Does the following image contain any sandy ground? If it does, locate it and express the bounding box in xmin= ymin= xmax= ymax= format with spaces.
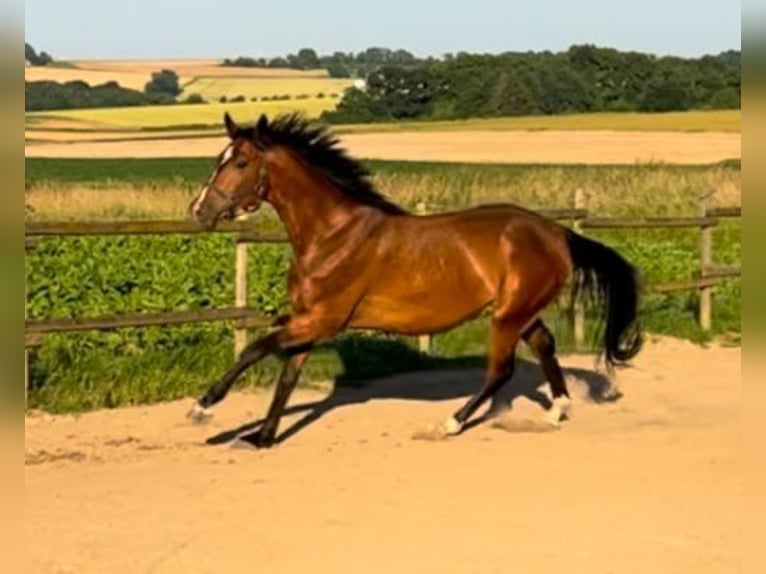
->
xmin=24 ymin=130 xmax=741 ymax=164
xmin=25 ymin=336 xmax=740 ymax=574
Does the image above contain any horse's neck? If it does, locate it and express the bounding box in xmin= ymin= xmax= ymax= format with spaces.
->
xmin=268 ymin=178 xmax=371 ymax=259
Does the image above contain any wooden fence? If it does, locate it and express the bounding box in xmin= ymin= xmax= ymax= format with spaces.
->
xmin=25 ymin=195 xmax=741 ymax=394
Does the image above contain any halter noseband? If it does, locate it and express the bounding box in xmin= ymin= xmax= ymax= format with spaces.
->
xmin=207 ymin=158 xmax=269 ymax=214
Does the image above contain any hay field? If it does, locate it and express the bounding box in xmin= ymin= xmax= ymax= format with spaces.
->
xmin=336 ymin=110 xmax=741 ymax=133
xmin=25 ymin=129 xmax=742 ymax=165
xmin=25 ymin=58 xmax=330 ymax=91
xmin=69 ymin=59 xmax=328 ymax=78
xmin=181 ymin=76 xmax=353 ymax=101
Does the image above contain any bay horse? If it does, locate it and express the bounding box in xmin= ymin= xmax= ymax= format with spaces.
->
xmin=187 ymin=112 xmax=642 ymax=447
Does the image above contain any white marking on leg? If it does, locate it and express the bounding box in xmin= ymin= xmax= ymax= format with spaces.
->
xmin=554 ymin=395 xmax=572 ymax=417
xmin=544 ymin=396 xmax=572 ymax=427
xmin=443 ymin=416 xmax=463 ymax=435
xmin=187 ymin=402 xmax=213 ymax=422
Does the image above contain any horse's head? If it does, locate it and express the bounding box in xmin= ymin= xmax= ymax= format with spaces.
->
xmin=189 ymin=112 xmax=270 ymax=229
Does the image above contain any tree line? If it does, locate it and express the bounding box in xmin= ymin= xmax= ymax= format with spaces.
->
xmin=223 ymin=46 xmax=424 ymax=78
xmin=320 ymin=45 xmax=740 ymax=123
xmin=25 ymin=69 xmax=188 ymax=112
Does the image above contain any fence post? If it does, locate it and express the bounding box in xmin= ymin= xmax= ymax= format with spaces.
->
xmin=415 ymin=202 xmax=432 ymax=355
xmin=234 ymin=236 xmax=249 ymax=358
xmin=699 ymin=191 xmax=714 ymax=331
xmin=572 ymin=189 xmax=587 ymax=350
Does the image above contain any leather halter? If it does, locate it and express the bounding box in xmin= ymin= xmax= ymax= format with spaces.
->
xmin=206 ymin=158 xmax=269 ymax=215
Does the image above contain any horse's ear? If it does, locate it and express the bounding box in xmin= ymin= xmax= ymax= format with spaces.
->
xmin=255 ymin=114 xmax=268 ymax=137
xmin=223 ymin=112 xmax=237 ymax=139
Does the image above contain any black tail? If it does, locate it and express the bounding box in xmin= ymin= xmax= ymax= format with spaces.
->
xmin=565 ymin=229 xmax=643 ymax=370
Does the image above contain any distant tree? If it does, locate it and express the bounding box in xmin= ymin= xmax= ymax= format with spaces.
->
xmin=484 ymin=71 xmax=538 ymax=116
xmin=320 ymin=87 xmax=389 ymax=123
xmin=25 ymin=42 xmax=53 ymax=66
xmin=267 ymin=57 xmax=289 ymax=68
xmin=183 ymin=93 xmax=205 ymax=104
xmin=25 ymin=42 xmax=36 ymax=63
xmin=327 ymin=63 xmax=351 ymax=78
xmin=294 ymin=48 xmax=320 ymax=69
xmin=144 ymin=69 xmax=181 ymax=98
xmin=365 ymin=65 xmax=441 ymax=118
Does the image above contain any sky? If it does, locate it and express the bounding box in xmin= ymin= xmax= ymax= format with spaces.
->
xmin=25 ymin=0 xmax=740 ymax=60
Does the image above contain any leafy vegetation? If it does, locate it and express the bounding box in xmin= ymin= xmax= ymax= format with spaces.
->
xmin=321 ymin=46 xmax=740 ymax=123
xmin=25 ymin=158 xmax=740 ymax=413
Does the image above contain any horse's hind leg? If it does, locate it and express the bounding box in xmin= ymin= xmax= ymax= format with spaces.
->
xmin=439 ymin=223 xmax=569 ymax=436
xmin=522 ymin=319 xmax=571 ymax=426
xmin=446 ymin=316 xmax=521 ymax=434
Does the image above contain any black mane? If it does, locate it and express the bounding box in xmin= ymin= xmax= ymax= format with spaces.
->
xmin=238 ymin=113 xmax=407 ymax=215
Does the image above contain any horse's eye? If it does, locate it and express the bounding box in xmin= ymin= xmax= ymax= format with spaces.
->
xmin=235 ymin=159 xmax=248 ymax=169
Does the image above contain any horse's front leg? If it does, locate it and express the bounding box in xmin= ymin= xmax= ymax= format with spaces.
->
xmin=245 ymin=313 xmax=342 ymax=447
xmin=187 ymin=329 xmax=284 ymax=422
xmin=188 ymin=312 xmax=340 ymax=447
xmin=246 ymin=351 xmax=310 ymax=448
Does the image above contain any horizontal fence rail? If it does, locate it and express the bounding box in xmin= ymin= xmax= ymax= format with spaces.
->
xmin=25 ymin=200 xmax=741 ymax=375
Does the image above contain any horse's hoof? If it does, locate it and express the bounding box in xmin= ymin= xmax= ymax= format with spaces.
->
xmin=240 ymin=429 xmax=276 ymax=449
xmin=544 ymin=396 xmax=572 ymax=427
xmin=412 ymin=417 xmax=463 ymax=441
xmin=186 ymin=403 xmax=213 ymax=424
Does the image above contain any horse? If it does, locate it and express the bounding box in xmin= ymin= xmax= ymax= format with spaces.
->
xmin=186 ymin=112 xmax=642 ymax=448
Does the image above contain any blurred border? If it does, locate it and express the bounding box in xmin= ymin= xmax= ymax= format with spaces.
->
xmin=742 ymin=4 xmax=763 ymax=573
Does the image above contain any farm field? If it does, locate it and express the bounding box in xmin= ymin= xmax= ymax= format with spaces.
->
xmin=180 ymin=76 xmax=353 ymax=101
xmin=25 ymin=98 xmax=339 ymax=131
xmin=25 ymin=158 xmax=741 ymax=413
xmin=26 ymin=109 xmax=740 ymax=138
xmin=25 ymin=58 xmax=329 ymax=90
xmin=25 ymin=128 xmax=742 ymax=165
xmin=25 ymin=336 xmax=741 ymax=574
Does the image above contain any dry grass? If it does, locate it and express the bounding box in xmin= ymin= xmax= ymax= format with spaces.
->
xmin=25 ymin=128 xmax=218 ymax=143
xmin=336 ymin=110 xmax=741 ymax=133
xmin=26 ymin=184 xmax=198 ymax=221
xmin=374 ymin=166 xmax=741 ymax=215
xmin=26 ymin=165 xmax=741 ymax=222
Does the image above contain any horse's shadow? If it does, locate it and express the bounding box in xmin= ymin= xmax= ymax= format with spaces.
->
xmin=205 ymin=337 xmax=620 ymax=447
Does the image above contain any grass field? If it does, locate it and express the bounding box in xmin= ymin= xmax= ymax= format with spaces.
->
xmin=26 ymin=98 xmax=338 ymax=130
xmin=25 ymin=158 xmax=741 ymax=412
